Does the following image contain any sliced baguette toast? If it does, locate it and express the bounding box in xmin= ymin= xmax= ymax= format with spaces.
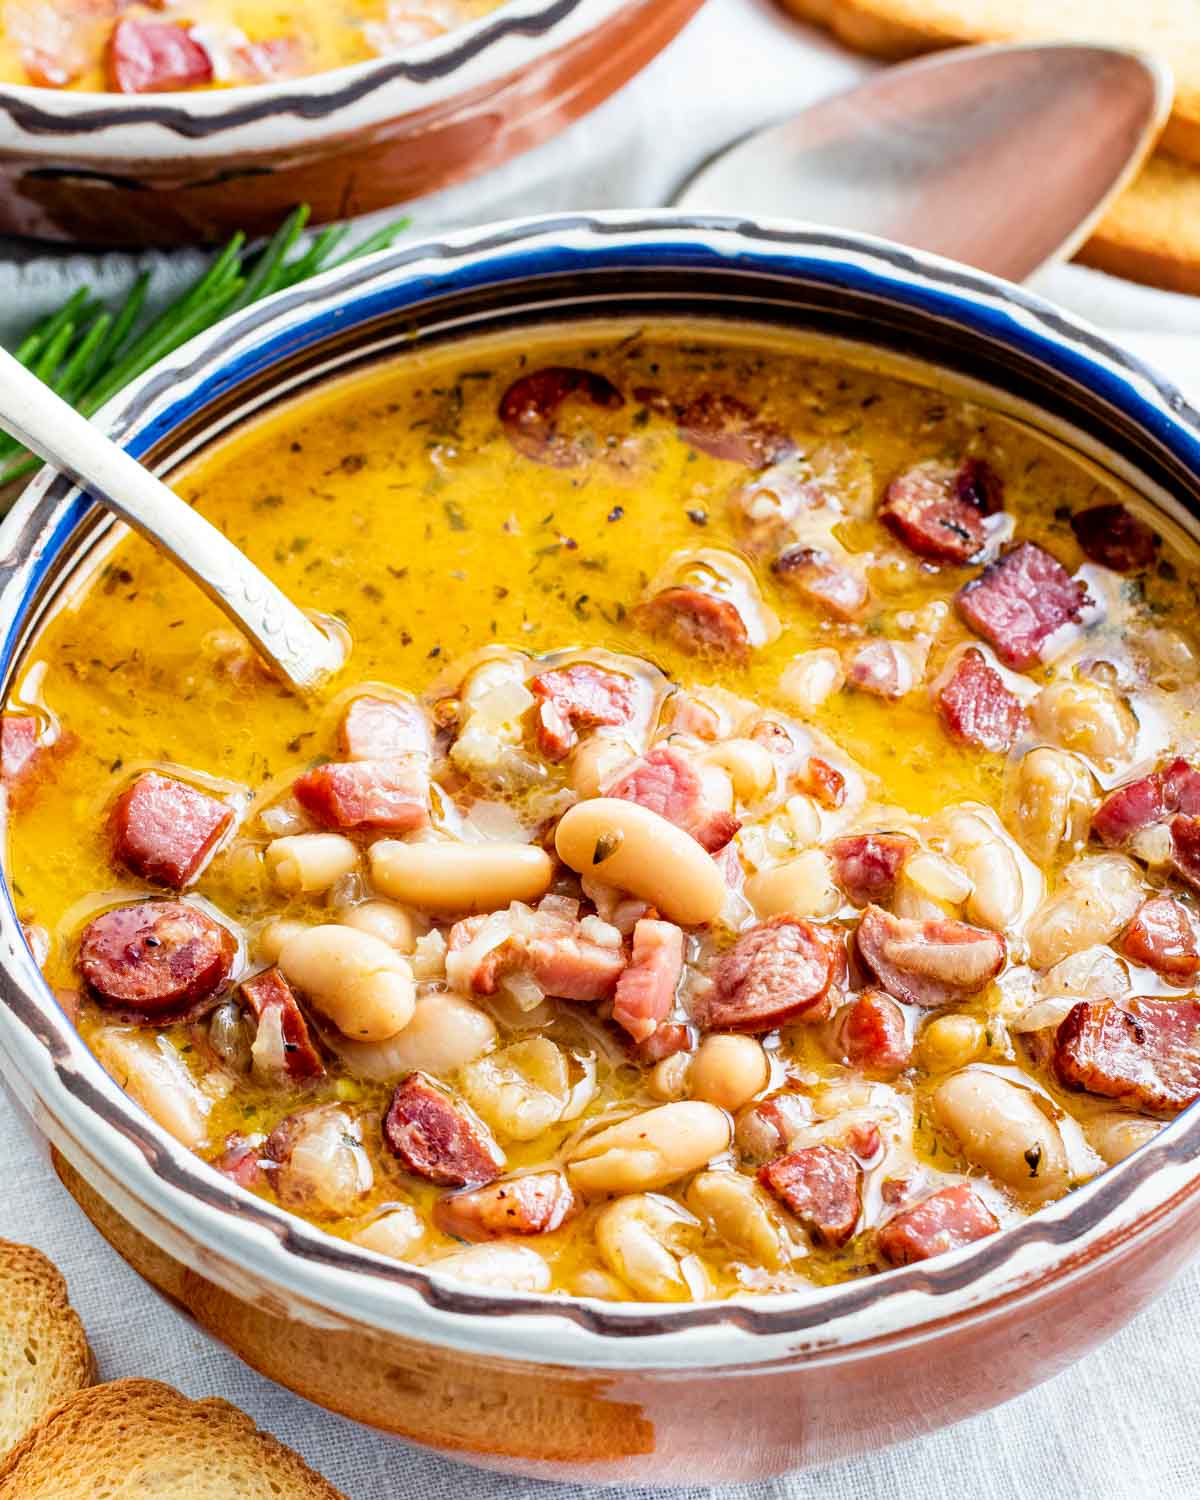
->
xmin=0 ymin=1239 xmax=94 ymax=1461
xmin=1081 ymin=151 xmax=1200 ymax=295
xmin=0 ymin=1379 xmax=348 ymax=1499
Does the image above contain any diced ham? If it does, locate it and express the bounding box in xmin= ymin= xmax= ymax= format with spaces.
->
xmin=877 ymin=1184 xmax=999 ymax=1265
xmin=626 ymin=1020 xmax=695 ymax=1066
xmin=1170 ymin=815 xmax=1200 ymax=891
xmin=758 ymin=1144 xmax=861 ymax=1248
xmin=1070 ymin=503 xmax=1157 ymax=573
xmin=1119 ymin=896 xmax=1200 ymax=981
xmin=79 ymin=901 xmax=236 ymax=1019
xmin=856 ymin=904 xmax=1005 ymax=1009
xmin=772 ymin=546 xmax=869 ymax=621
xmin=1053 ymin=997 xmax=1200 ymax=1114
xmin=612 ymin=918 xmax=684 ymax=1043
xmin=846 ymin=640 xmax=916 ymax=699
xmin=383 ymin=1072 xmax=505 ymax=1187
xmin=635 ymin=586 xmax=750 ymax=662
xmin=293 ymin=756 xmax=428 ymax=831
xmin=935 ymin=649 xmax=1026 ymax=753
xmin=799 ymin=756 xmax=846 ymax=810
xmin=433 ymin=1170 xmax=577 ymax=1242
xmin=1092 ymin=758 xmax=1200 ymax=847
xmin=674 ymin=391 xmax=795 ymax=468
xmin=955 ymin=541 xmax=1090 ymax=671
xmin=833 ymin=990 xmax=912 ymax=1077
xmin=240 ymin=967 xmax=324 ymax=1083
xmin=608 ymin=743 xmax=739 ymax=853
xmin=498 ymin=367 xmax=624 ymax=468
xmin=447 ymin=902 xmax=626 ymax=1002
xmin=879 ymin=459 xmax=1001 ymax=564
xmin=827 ymin=833 xmax=915 ymax=906
xmin=112 ymin=772 xmax=233 ymax=888
xmin=698 ymin=916 xmax=844 ymax=1032
xmin=339 ymin=695 xmax=430 ymax=759
xmin=529 ymin=663 xmax=637 ymax=762
xmin=108 ymin=18 xmax=213 ymax=92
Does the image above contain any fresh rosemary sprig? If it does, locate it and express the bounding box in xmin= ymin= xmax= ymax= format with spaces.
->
xmin=0 ymin=205 xmax=410 ymax=492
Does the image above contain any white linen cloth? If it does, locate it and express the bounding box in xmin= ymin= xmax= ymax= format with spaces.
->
xmin=1 ymin=2 xmax=1200 ymax=1496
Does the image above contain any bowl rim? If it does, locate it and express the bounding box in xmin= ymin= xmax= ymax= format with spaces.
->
xmin=2 ymin=210 xmax=1200 ymax=1371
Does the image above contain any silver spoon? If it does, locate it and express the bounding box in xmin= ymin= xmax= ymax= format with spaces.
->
xmin=0 ymin=345 xmax=344 ymax=693
xmin=675 ymin=41 xmax=1172 ymax=283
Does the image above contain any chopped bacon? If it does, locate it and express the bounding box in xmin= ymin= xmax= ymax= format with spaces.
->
xmin=856 ymin=904 xmax=1005 ymax=1009
xmin=433 ymin=1171 xmax=578 ymax=1242
xmin=772 ymin=546 xmax=869 ymax=621
xmin=293 ymin=756 xmax=428 ymax=831
xmin=1053 ymin=997 xmax=1200 ymax=1114
xmin=877 ymin=1184 xmax=999 ymax=1265
xmin=498 ymin=367 xmax=624 ymax=468
xmin=879 ymin=459 xmax=1001 ymax=564
xmin=955 ymin=541 xmax=1090 ymax=671
xmin=759 ymin=1144 xmax=861 ymax=1248
xmin=1093 ymin=758 xmax=1200 ymax=847
xmin=1070 ymin=503 xmax=1157 ymax=573
xmin=0 ymin=712 xmax=72 ymax=808
xmin=846 ymin=640 xmax=916 ymax=699
xmin=612 ymin=918 xmax=683 ymax=1043
xmin=447 ymin=902 xmax=626 ymax=1002
xmin=241 ymin=967 xmax=324 ymax=1083
xmin=935 ymin=649 xmax=1026 ymax=753
xmin=1119 ymin=896 xmax=1200 ymax=981
xmin=112 ymin=772 xmax=233 ymax=888
xmin=797 ymin=756 xmax=846 ymax=810
xmin=634 ymin=586 xmax=750 ymax=662
xmin=529 ymin=663 xmax=637 ymax=762
xmin=608 ymin=743 xmax=739 ymax=853
xmin=108 ymin=18 xmax=213 ymax=92
xmin=79 ymin=901 xmax=236 ymax=1019
xmin=833 ymin=990 xmax=911 ymax=1077
xmin=698 ymin=916 xmax=844 ymax=1032
xmin=339 ymin=695 xmax=430 ymax=759
xmin=1171 ymin=815 xmax=1200 ymax=891
xmin=383 ymin=1073 xmax=505 ymax=1187
xmin=827 ymin=833 xmax=915 ymax=906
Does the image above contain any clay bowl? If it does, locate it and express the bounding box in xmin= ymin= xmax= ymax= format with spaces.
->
xmin=2 ymin=214 xmax=1200 ymax=1484
xmin=0 ymin=0 xmax=702 ymax=246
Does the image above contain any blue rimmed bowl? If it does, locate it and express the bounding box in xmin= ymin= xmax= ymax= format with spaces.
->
xmin=1 ymin=213 xmax=1199 ymax=1483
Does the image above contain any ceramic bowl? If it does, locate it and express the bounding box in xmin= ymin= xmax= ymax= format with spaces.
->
xmin=1 ymin=214 xmax=1200 ymax=1485
xmin=0 ymin=0 xmax=702 ymax=246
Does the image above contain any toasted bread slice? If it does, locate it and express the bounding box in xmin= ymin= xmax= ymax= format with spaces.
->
xmin=0 ymin=1379 xmax=348 ymax=1499
xmin=1081 ymin=151 xmax=1200 ymax=294
xmin=0 ymin=1240 xmax=94 ymax=1460
xmin=777 ymin=0 xmax=1200 ymax=165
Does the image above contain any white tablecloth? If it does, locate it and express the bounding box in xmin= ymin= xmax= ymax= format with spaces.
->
xmin=2 ymin=2 xmax=1200 ymax=1496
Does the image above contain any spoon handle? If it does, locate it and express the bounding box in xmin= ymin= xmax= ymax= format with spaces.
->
xmin=0 ymin=346 xmax=342 ymax=693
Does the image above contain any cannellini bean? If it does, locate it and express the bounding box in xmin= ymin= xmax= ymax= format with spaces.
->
xmin=352 ymin=1206 xmax=426 ymax=1260
xmin=343 ymin=899 xmax=416 ymax=952
xmin=1032 ymin=678 xmax=1137 ymax=772
xmin=555 ymin=799 xmax=725 ymax=926
xmin=648 ymin=1052 xmax=692 ymax=1102
xmin=701 ymin=738 xmax=776 ymax=803
xmin=1083 ymin=1110 xmax=1161 ymax=1166
xmin=783 ymin=794 xmax=822 ymax=847
xmin=370 ymin=839 xmax=554 ymax=914
xmin=893 ymin=849 xmax=972 ymax=922
xmin=917 ymin=1014 xmax=985 ymax=1072
xmin=265 ymin=833 xmax=359 ymax=895
xmin=1009 ymin=747 xmax=1096 ymax=868
xmin=1041 ymin=945 xmax=1130 ymax=1003
xmin=594 ymin=1194 xmax=699 ymax=1301
xmin=1134 ymin=625 xmax=1200 ymax=690
xmin=779 ymin=649 xmax=844 ymax=711
xmin=688 ymin=1035 xmax=769 ymax=1112
xmin=745 ymin=850 xmax=840 ymax=919
xmin=940 ymin=811 xmax=1023 ymax=931
xmin=278 ymin=924 xmax=415 ymax=1042
xmin=567 ymin=1102 xmax=731 ymax=1196
xmin=329 ymin=992 xmax=495 ymax=1081
xmin=571 ymin=1269 xmax=628 ymax=1300
xmin=685 ymin=1170 xmax=788 ymax=1270
xmin=932 ymin=1068 xmax=1069 ymax=1205
xmin=93 ymin=1029 xmax=210 ymax=1149
xmin=433 ymin=1242 xmax=551 ymax=1292
xmin=1025 ymin=854 xmax=1144 ymax=970
xmin=273 ymin=1106 xmax=374 ymax=1218
xmin=462 ymin=1037 xmax=569 ymax=1141
xmin=256 ymin=918 xmax=311 ymax=965
xmin=571 ymin=736 xmax=636 ymax=798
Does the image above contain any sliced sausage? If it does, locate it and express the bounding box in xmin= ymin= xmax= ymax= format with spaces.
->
xmin=112 ymin=772 xmax=234 ymax=888
xmin=529 ymin=662 xmax=638 ymax=762
xmin=79 ymin=901 xmax=236 ymax=1017
xmin=383 ymin=1072 xmax=506 ymax=1187
xmin=698 ymin=916 xmax=843 ymax=1032
xmin=1093 ymin=758 xmax=1200 ymax=847
xmin=498 ymin=367 xmax=624 ymax=468
xmin=1070 ymin=503 xmax=1157 ymax=573
xmin=240 ymin=967 xmax=324 ymax=1083
xmin=433 ymin=1170 xmax=578 ymax=1242
xmin=758 ymin=1144 xmax=861 ymax=1248
xmin=833 ymin=990 xmax=912 ymax=1077
xmin=340 ymin=695 xmax=431 ymax=760
xmin=879 ymin=459 xmax=995 ymax=564
xmin=1119 ymin=896 xmax=1200 ymax=981
xmin=612 ymin=918 xmax=684 ymax=1044
xmin=675 ymin=391 xmax=795 ymax=468
xmin=772 ymin=546 xmax=869 ymax=621
xmin=608 ymin=743 xmax=739 ymax=853
xmin=827 ymin=833 xmax=915 ymax=906
xmin=1053 ymin=997 xmax=1200 ymax=1114
xmin=634 ymin=586 xmax=750 ymax=662
xmin=293 ymin=757 xmax=429 ymax=832
xmin=856 ymin=904 xmax=1005 ymax=1009
xmin=955 ymin=541 xmax=1090 ymax=671
xmin=877 ymin=1183 xmax=999 ymax=1265
xmin=108 ymin=19 xmax=213 ymax=92
xmin=934 ymin=649 xmax=1026 ymax=753
xmin=447 ymin=902 xmax=625 ymax=1002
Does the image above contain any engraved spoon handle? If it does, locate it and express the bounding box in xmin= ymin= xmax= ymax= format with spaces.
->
xmin=0 ymin=345 xmax=343 ymax=693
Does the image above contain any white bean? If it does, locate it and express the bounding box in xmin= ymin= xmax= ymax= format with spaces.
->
xmin=278 ymin=924 xmax=415 ymax=1041
xmin=940 ymin=810 xmax=1023 ymax=931
xmin=932 ymin=1068 xmax=1069 ymax=1205
xmin=1032 ymin=678 xmax=1137 ymax=772
xmin=571 ymin=736 xmax=636 ymax=798
xmin=93 ymin=1029 xmax=210 ymax=1149
xmin=266 ymin=833 xmax=359 ymax=895
xmin=745 ymin=850 xmax=840 ymax=920
xmin=462 ymin=1037 xmax=569 ymax=1141
xmin=352 ymin=1206 xmax=426 ymax=1260
xmin=343 ymin=899 xmax=416 ymax=952
xmin=273 ymin=1106 xmax=374 ymax=1218
xmin=555 ymin=799 xmax=725 ymax=926
xmin=369 ymin=839 xmax=554 ymax=914
xmin=893 ymin=849 xmax=972 ymax=921
xmin=1009 ymin=747 xmax=1096 ymax=867
xmin=255 ymin=917 xmax=311 ymax=965
xmin=328 ymin=992 xmax=495 ymax=1080
xmin=779 ymin=649 xmax=844 ymax=711
xmin=567 ymin=1101 xmax=731 ymax=1196
xmin=648 ymin=1052 xmax=693 ymax=1101
xmin=917 ymin=1014 xmax=985 ymax=1072
xmin=685 ymin=1170 xmax=788 ymax=1270
xmin=433 ymin=1242 xmax=551 ymax=1292
xmin=1083 ymin=1110 xmax=1161 ymax=1166
xmin=1025 ymin=854 xmax=1144 ymax=969
xmin=594 ymin=1194 xmax=699 ymax=1301
xmin=701 ymin=738 xmax=776 ymax=803
xmin=688 ymin=1035 xmax=769 ymax=1112
xmin=783 ymin=794 xmax=822 ymax=847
